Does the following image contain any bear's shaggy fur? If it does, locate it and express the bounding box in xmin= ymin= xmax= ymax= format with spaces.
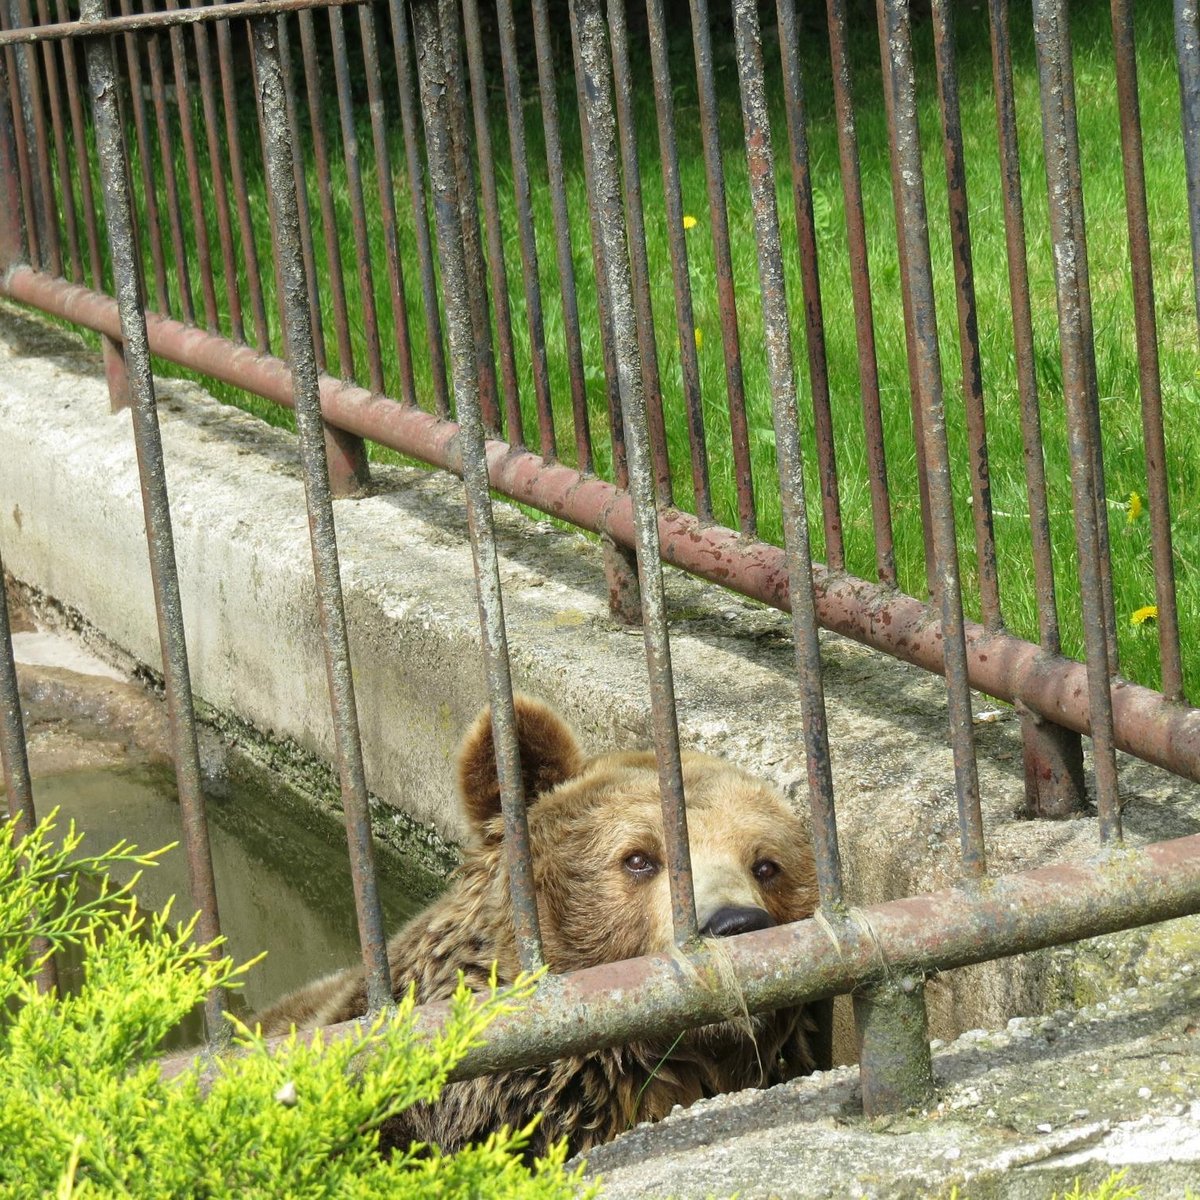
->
xmin=257 ymin=696 xmax=819 ymax=1157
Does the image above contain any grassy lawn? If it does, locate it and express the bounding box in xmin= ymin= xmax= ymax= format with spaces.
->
xmin=50 ymin=0 xmax=1199 ymax=700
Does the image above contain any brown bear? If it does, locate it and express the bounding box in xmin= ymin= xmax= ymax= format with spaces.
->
xmin=257 ymin=696 xmax=820 ymax=1157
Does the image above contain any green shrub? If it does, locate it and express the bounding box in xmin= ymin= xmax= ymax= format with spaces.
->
xmin=0 ymin=812 xmax=597 ymax=1199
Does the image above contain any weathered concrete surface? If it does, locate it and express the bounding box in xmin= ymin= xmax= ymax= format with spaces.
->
xmin=2 ymin=299 xmax=1199 ymax=1052
xmin=581 ymin=967 xmax=1200 ymax=1199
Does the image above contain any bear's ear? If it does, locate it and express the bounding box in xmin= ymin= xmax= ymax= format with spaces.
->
xmin=457 ymin=695 xmax=586 ymax=835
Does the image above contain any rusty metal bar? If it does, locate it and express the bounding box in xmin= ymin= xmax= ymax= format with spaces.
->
xmin=493 ymin=0 xmax=556 ymax=459
xmin=1032 ymin=0 xmax=1121 ymax=844
xmin=854 ymin=974 xmax=934 ymax=1117
xmin=777 ymin=0 xmax=843 ymax=570
xmin=187 ymin=0 xmax=243 ymax=342
xmin=297 ymin=9 xmax=352 ymax=375
xmin=686 ymin=0 xmax=753 ymax=533
xmin=529 ymin=0 xmax=590 ymax=472
xmin=163 ymin=830 xmax=1200 ymax=1093
xmin=411 ymin=0 xmax=544 ymax=971
xmin=1111 ymin=0 xmax=1183 ymax=703
xmin=78 ymin=0 xmax=226 ymax=1038
xmin=606 ymin=0 xmax=670 ymax=503
xmin=0 ymin=36 xmax=22 ymax=269
xmin=328 ymin=5 xmax=383 ymax=395
xmin=248 ymin=4 xmax=391 ymax=1008
xmin=565 ymin=1 xmax=626 ymax=488
xmin=1 ymin=6 xmax=36 ymax=272
xmin=572 ymin=0 xmax=697 ymax=944
xmin=164 ymin=0 xmax=219 ymax=331
xmin=0 ymin=0 xmax=369 ymax=44
xmin=732 ymin=0 xmax=842 ymax=909
xmin=55 ymin=0 xmax=100 ymax=288
xmin=877 ymin=0 xmax=984 ymax=877
xmin=987 ymin=0 xmax=1058 ymax=655
xmin=1180 ymin=0 xmax=1200 ymax=341
xmin=931 ymin=0 xmax=1000 ymax=632
xmin=386 ymin=0 xmax=449 ymax=418
xmin=215 ymin=9 xmax=268 ymax=349
xmin=458 ymin=0 xmax=523 ymax=446
xmin=143 ymin=7 xmax=194 ymax=323
xmin=16 ymin=267 xmax=1200 ymax=788
xmin=439 ymin=0 xmax=498 ymax=433
xmin=118 ymin=0 xmax=168 ymax=314
xmin=644 ymin=0 xmax=711 ymax=523
xmin=825 ymin=0 xmax=893 ymax=585
xmin=33 ymin=0 xmax=80 ymax=283
xmin=359 ymin=2 xmax=416 ymax=410
xmin=13 ymin=0 xmax=58 ymax=277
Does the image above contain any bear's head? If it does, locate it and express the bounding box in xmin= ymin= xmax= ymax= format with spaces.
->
xmin=457 ymin=695 xmax=818 ymax=975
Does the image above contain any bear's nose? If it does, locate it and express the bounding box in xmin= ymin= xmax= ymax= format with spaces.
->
xmin=701 ymin=905 xmax=776 ymax=938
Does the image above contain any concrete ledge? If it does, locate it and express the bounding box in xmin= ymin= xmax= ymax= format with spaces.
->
xmin=2 ymin=299 xmax=1199 ymax=1046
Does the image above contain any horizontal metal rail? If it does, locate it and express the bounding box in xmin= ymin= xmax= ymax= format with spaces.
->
xmin=157 ymin=829 xmax=1200 ymax=1083
xmin=7 ymin=264 xmax=1199 ymax=787
xmin=0 ymin=0 xmax=368 ymax=45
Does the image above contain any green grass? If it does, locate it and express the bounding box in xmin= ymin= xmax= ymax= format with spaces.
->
xmin=46 ymin=0 xmax=1199 ymax=700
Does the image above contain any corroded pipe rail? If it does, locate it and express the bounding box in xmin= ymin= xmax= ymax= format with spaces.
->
xmin=6 ymin=265 xmax=1200 ymax=788
xmin=158 ymin=831 xmax=1200 ymax=1085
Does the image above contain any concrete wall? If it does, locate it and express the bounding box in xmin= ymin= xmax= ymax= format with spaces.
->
xmin=3 ymin=299 xmax=1199 ymax=1044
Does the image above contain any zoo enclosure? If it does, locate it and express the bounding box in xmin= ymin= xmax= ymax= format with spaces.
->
xmin=0 ymin=0 xmax=1199 ymax=1115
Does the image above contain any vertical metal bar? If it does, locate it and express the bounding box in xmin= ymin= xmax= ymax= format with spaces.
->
xmin=142 ymin=9 xmax=194 ymax=322
xmin=644 ymin=0 xmax=712 ymax=523
xmin=328 ymin=6 xmax=384 ymax=396
xmin=387 ymin=0 xmax=450 ymax=417
xmin=0 ymin=2 xmax=36 ymax=271
xmin=0 ymin=556 xmax=57 ymax=994
xmin=493 ymin=0 xmax=557 ymax=459
xmin=1110 ymin=0 xmax=1183 ymax=702
xmin=410 ymin=0 xmax=545 ymax=969
xmin=278 ymin=16 xmax=324 ymax=373
xmin=458 ymin=0 xmax=524 ymax=446
xmin=0 ymin=27 xmax=24 ymax=270
xmin=687 ymin=0 xmax=754 ymax=534
xmin=607 ymin=0 xmax=671 ymax=502
xmin=529 ymin=0 xmax=592 ymax=472
xmin=80 ymin=0 xmax=226 ymax=1038
xmin=877 ymin=0 xmax=985 ymax=876
xmin=987 ymin=0 xmax=1059 ymax=655
xmin=1178 ymin=0 xmax=1200 ymax=342
xmin=358 ymin=1 xmax=417 ymax=410
xmin=571 ymin=0 xmax=696 ymax=943
xmin=187 ymin=0 xmax=242 ymax=341
xmin=853 ymin=975 xmax=935 ymax=1116
xmin=33 ymin=0 xmax=80 ymax=283
xmin=298 ymin=9 xmax=353 ymax=375
xmin=1031 ymin=0 xmax=1121 ymax=844
xmin=117 ymin=0 xmax=168 ymax=313
xmin=777 ymin=0 xmax=843 ymax=569
xmin=731 ymin=0 xmax=842 ymax=909
xmin=55 ymin=0 xmax=101 ymax=289
xmin=13 ymin=0 xmax=58 ymax=276
xmin=164 ymin=0 xmax=219 ymax=330
xmin=215 ymin=9 xmax=269 ymax=349
xmin=248 ymin=5 xmax=392 ymax=1008
xmin=565 ymin=5 xmax=626 ymax=489
xmin=439 ymin=0 xmax=500 ymax=433
xmin=825 ymin=0 xmax=894 ymax=585
xmin=931 ymin=0 xmax=1000 ymax=631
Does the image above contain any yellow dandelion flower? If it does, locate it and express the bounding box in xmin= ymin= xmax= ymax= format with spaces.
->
xmin=694 ymin=327 xmax=703 ymax=351
xmin=1126 ymin=491 xmax=1143 ymax=523
xmin=1130 ymin=604 xmax=1158 ymax=627
xmin=683 ymin=214 xmax=698 ymax=230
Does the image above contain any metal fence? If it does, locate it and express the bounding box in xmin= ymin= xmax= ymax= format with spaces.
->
xmin=1 ymin=0 xmax=1200 ymax=1118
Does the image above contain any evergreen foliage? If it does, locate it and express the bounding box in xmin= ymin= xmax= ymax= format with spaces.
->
xmin=0 ymin=812 xmax=596 ymax=1199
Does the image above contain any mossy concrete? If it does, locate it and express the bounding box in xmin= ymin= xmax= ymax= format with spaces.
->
xmin=2 ymin=301 xmax=1199 ymax=1058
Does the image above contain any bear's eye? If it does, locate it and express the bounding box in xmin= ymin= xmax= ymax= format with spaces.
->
xmin=753 ymin=858 xmax=781 ymax=884
xmin=623 ymin=851 xmax=659 ymax=879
